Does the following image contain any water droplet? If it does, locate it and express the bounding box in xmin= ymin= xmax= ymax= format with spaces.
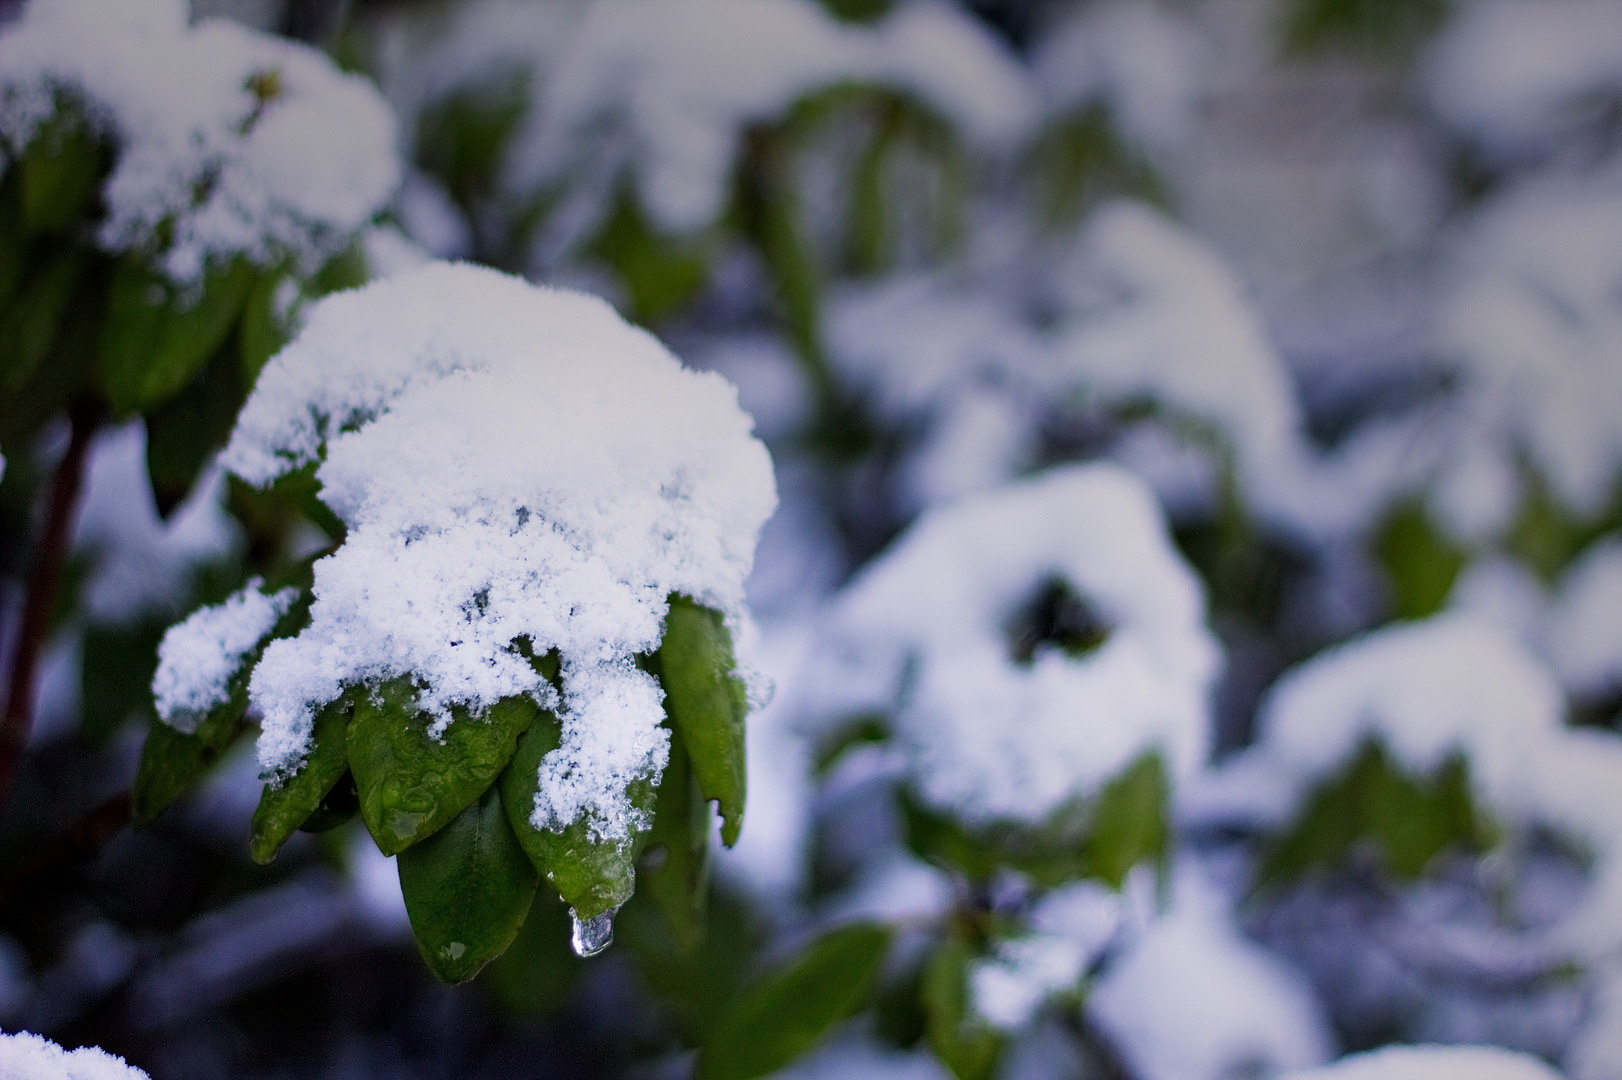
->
xmin=570 ymin=907 xmax=617 ymax=957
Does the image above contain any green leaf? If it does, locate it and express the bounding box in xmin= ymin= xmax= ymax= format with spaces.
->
xmin=1278 ymin=0 xmax=1448 ymax=57
xmin=588 ymin=190 xmax=712 ymax=324
xmin=98 ymin=256 xmax=255 ymax=415
xmin=922 ymin=937 xmax=1002 ymax=1080
xmin=397 ymin=786 xmax=540 ymax=984
xmin=297 ymin=769 xmax=359 ymax=833
xmin=1374 ymin=501 xmax=1467 ymax=620
xmin=638 ymin=726 xmax=714 ymax=952
xmin=1083 ymin=751 xmax=1169 ymax=890
xmin=1255 ymin=736 xmax=1489 ymax=891
xmin=0 ymin=247 xmax=89 ymax=409
xmin=697 ymin=922 xmax=892 ymax=1080
xmin=238 ymin=268 xmax=295 ymax=382
xmin=132 ymin=691 xmax=247 ymax=827
xmin=902 ymin=750 xmax=1168 ymax=890
xmin=654 ymin=595 xmax=748 ymax=846
xmin=250 ymin=695 xmax=356 ymax=864
xmin=497 ymin=707 xmax=655 ymax=920
xmin=144 ymin=343 xmax=251 ymax=516
xmin=347 ymin=680 xmax=537 ymax=855
xmin=483 ymin=885 xmax=585 ymax=1015
xmin=21 ymin=106 xmax=109 ymax=235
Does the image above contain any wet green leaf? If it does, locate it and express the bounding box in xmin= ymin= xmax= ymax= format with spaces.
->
xmin=639 ymin=727 xmax=714 ymax=952
xmin=132 ymin=689 xmax=247 ymax=827
xmin=654 ymin=595 xmax=748 ymax=846
xmin=348 ymin=680 xmax=537 ymax=855
xmin=922 ymin=937 xmax=1002 ymax=1080
xmin=99 ymin=256 xmax=255 ymax=415
xmin=497 ymin=705 xmax=654 ymax=921
xmin=250 ymin=695 xmax=355 ymax=864
xmin=697 ymin=922 xmax=892 ymax=1080
xmin=397 ymin=786 xmax=539 ymax=984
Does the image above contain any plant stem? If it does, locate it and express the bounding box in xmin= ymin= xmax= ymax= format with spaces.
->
xmin=0 ymin=401 xmax=101 ymax=815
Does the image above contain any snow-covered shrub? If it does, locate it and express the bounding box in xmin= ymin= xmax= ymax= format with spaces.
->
xmin=143 ymin=261 xmax=776 ymax=979
xmin=794 ymin=463 xmax=1219 ymax=1074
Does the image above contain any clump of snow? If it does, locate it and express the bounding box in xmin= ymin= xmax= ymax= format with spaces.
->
xmin=1545 ymin=539 xmax=1622 ymax=702
xmin=507 ymin=0 xmax=1035 ymax=238
xmin=1088 ymin=867 xmax=1334 ymax=1080
xmin=219 ymin=261 xmax=776 ymax=841
xmin=151 ymin=580 xmax=297 ymax=733
xmin=1428 ymin=178 xmax=1622 ymax=540
xmin=806 ymin=463 xmax=1218 ymax=826
xmin=1426 ymin=0 xmax=1622 ymax=163
xmin=0 ymin=0 xmax=400 ymax=283
xmin=0 ymin=1030 xmax=150 ymax=1080
xmin=1281 ymin=1044 xmax=1567 ymax=1080
xmin=71 ymin=423 xmax=240 ymax=627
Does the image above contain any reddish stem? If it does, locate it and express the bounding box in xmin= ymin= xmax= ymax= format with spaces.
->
xmin=0 ymin=790 xmax=131 ymax=913
xmin=0 ymin=402 xmax=101 ymax=815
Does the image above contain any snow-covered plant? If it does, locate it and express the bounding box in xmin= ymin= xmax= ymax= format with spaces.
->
xmin=797 ymin=463 xmax=1218 ymax=1076
xmin=142 ymin=261 xmax=777 ymax=980
xmin=1200 ymin=612 xmax=1622 ymax=1051
xmin=0 ymin=0 xmax=399 ymax=431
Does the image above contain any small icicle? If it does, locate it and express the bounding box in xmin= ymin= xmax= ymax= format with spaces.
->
xmin=569 ymin=906 xmax=617 ymax=957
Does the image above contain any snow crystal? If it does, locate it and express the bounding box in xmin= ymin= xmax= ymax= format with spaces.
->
xmin=508 ymin=0 xmax=1035 ymax=237
xmin=0 ymin=0 xmax=399 ymax=283
xmin=1088 ymin=868 xmax=1333 ymax=1080
xmin=1280 ymin=1044 xmax=1566 ymax=1080
xmin=220 ymin=261 xmax=776 ymax=840
xmin=151 ymin=580 xmax=297 ymax=733
xmin=1546 ymin=539 xmax=1622 ymax=701
xmin=809 ymin=464 xmax=1218 ymax=825
xmin=1252 ymin=613 xmax=1563 ymax=809
xmin=1427 ymin=0 xmax=1622 ymax=162
xmin=1431 ymin=177 xmax=1622 ymax=537
xmin=0 ymin=1030 xmax=149 ymax=1080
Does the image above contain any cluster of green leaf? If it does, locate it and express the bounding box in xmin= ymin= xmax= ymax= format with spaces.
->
xmin=1254 ymin=736 xmax=1492 ymax=893
xmin=135 ymin=592 xmax=750 ymax=983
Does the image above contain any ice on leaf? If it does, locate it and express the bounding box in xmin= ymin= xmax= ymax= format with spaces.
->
xmin=220 ymin=261 xmax=776 ymax=841
xmin=0 ymin=0 xmax=400 ymax=283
